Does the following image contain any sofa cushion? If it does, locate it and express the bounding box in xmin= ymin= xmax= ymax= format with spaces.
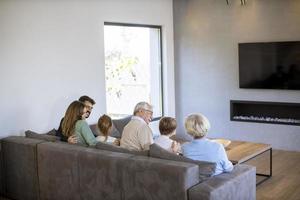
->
xmin=112 ymin=115 xmax=132 ymax=138
xmin=89 ymin=124 xmax=99 ymax=136
xmin=110 ymin=124 xmax=121 ymax=138
xmin=25 ymin=129 xmax=59 ymax=142
xmin=46 ymin=129 xmax=57 ymax=136
xmin=95 ymin=141 xmax=149 ymax=156
xmin=90 ymin=123 xmax=121 ymax=138
xmin=149 ymin=143 xmax=216 ymax=180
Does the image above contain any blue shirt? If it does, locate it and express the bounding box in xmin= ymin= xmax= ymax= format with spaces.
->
xmin=182 ymin=138 xmax=233 ymax=175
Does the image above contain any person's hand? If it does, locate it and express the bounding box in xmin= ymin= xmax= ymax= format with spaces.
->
xmin=171 ymin=141 xmax=180 ymax=153
xmin=113 ymin=138 xmax=120 ymax=146
xmin=68 ymin=135 xmax=78 ymax=144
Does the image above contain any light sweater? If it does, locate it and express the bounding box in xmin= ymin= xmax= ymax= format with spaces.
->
xmin=182 ymin=138 xmax=233 ymax=175
xmin=75 ymin=120 xmax=98 ymax=146
xmin=120 ymin=116 xmax=153 ymax=151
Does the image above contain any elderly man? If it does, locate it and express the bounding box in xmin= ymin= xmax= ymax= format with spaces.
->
xmin=120 ymin=102 xmax=154 ymax=151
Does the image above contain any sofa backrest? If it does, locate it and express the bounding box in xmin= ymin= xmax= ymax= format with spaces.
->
xmin=37 ymin=141 xmax=200 ymax=200
xmin=95 ymin=141 xmax=149 ymax=156
xmin=149 ymin=144 xmax=216 ymax=180
xmin=37 ymin=142 xmax=88 ymax=200
xmin=25 ymin=129 xmax=60 ymax=142
xmin=89 ymin=115 xmax=132 ymax=138
xmin=1 ymin=136 xmax=46 ymax=200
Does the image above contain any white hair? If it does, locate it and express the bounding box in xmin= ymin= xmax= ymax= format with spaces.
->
xmin=133 ymin=102 xmax=153 ymax=115
xmin=185 ymin=113 xmax=210 ymax=138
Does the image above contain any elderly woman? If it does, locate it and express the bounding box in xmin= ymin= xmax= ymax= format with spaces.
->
xmin=182 ymin=113 xmax=233 ymax=175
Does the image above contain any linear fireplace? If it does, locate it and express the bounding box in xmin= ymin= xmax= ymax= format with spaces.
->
xmin=230 ymin=100 xmax=300 ymax=126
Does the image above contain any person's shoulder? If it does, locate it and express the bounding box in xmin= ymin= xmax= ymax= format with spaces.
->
xmin=181 ymin=141 xmax=192 ymax=148
xmin=76 ymin=119 xmax=88 ymax=126
xmin=207 ymin=139 xmax=223 ymax=148
xmin=154 ymin=135 xmax=163 ymax=141
xmin=138 ymin=123 xmax=152 ymax=132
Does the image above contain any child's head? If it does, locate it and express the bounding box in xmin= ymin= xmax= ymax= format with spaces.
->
xmin=159 ymin=117 xmax=177 ymax=136
xmin=97 ymin=114 xmax=112 ymax=136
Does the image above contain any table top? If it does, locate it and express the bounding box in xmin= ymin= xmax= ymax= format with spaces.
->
xmin=226 ymin=140 xmax=271 ymax=164
xmin=170 ymin=135 xmax=271 ymax=164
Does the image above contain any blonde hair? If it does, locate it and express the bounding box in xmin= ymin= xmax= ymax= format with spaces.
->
xmin=185 ymin=113 xmax=210 ymax=138
xmin=62 ymin=101 xmax=85 ymax=137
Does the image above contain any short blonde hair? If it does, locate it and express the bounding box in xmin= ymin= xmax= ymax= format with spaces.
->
xmin=185 ymin=113 xmax=210 ymax=138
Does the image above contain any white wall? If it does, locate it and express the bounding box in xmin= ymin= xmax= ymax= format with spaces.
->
xmin=0 ymin=0 xmax=175 ymax=137
xmin=173 ymin=0 xmax=300 ymax=151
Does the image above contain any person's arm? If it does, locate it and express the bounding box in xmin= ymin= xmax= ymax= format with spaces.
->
xmin=138 ymin=125 xmax=154 ymax=150
xmin=67 ymin=135 xmax=78 ymax=144
xmin=219 ymin=145 xmax=234 ymax=172
xmin=171 ymin=141 xmax=181 ymax=154
xmin=79 ymin=121 xmax=98 ymax=146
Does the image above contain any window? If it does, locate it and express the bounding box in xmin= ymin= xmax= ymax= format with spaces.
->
xmin=104 ymin=23 xmax=163 ymax=119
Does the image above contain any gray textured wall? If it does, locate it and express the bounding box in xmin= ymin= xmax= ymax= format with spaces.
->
xmin=173 ymin=0 xmax=300 ymax=151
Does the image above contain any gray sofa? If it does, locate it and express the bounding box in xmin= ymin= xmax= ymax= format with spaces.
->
xmin=0 ymin=118 xmax=256 ymax=200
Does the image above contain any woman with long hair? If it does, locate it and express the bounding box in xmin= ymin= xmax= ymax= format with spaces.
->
xmin=62 ymin=100 xmax=97 ymax=146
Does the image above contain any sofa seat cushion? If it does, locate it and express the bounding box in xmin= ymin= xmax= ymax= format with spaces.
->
xmin=25 ymin=129 xmax=59 ymax=142
xmin=95 ymin=141 xmax=149 ymax=156
xmin=149 ymin=143 xmax=216 ymax=180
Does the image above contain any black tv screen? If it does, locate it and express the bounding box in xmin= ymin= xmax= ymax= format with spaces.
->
xmin=239 ymin=41 xmax=300 ymax=90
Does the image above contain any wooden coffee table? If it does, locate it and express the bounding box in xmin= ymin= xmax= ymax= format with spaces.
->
xmin=171 ymin=136 xmax=272 ymax=185
xmin=226 ymin=140 xmax=272 ymax=185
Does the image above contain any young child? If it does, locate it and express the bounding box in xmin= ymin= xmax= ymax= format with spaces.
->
xmin=96 ymin=114 xmax=119 ymax=145
xmin=154 ymin=117 xmax=181 ymax=153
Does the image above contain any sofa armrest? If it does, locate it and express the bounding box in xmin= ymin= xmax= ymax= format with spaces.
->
xmin=188 ymin=164 xmax=256 ymax=200
xmin=1 ymin=136 xmax=46 ymax=200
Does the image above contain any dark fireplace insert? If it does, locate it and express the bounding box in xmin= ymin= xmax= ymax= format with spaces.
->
xmin=230 ymin=100 xmax=300 ymax=126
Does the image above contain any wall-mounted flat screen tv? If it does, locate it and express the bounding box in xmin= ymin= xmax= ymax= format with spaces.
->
xmin=239 ymin=41 xmax=300 ymax=90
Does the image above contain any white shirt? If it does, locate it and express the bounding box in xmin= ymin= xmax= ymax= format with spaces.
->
xmin=120 ymin=116 xmax=153 ymax=151
xmin=154 ymin=135 xmax=174 ymax=152
xmin=96 ymin=135 xmax=117 ymax=144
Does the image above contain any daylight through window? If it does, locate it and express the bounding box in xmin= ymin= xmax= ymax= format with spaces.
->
xmin=104 ymin=23 xmax=163 ymax=119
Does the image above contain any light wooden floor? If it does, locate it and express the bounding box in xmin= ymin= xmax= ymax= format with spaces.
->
xmin=244 ymin=149 xmax=300 ymax=200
